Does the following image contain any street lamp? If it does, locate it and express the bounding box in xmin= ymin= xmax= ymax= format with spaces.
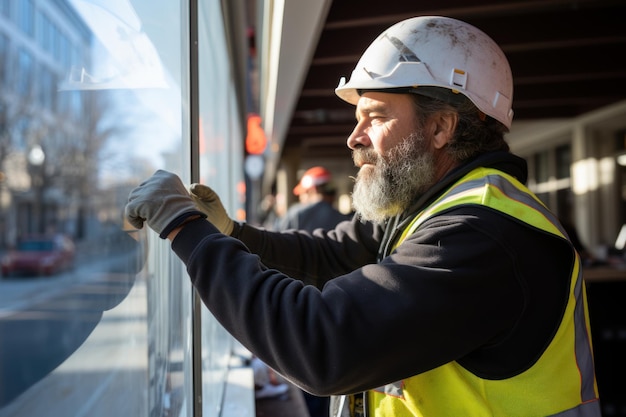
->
xmin=28 ymin=145 xmax=46 ymax=234
xmin=28 ymin=145 xmax=45 ymax=167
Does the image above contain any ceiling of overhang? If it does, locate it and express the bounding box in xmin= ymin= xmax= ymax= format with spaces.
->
xmin=282 ymin=0 xmax=626 ymax=160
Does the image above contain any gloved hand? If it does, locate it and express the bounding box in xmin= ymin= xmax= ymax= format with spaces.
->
xmin=189 ymin=183 xmax=234 ymax=235
xmin=125 ymin=170 xmax=206 ymax=239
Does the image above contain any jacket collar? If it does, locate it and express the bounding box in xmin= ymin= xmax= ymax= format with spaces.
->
xmin=377 ymin=152 xmax=528 ymax=260
xmin=402 ymin=151 xmax=527 ymax=223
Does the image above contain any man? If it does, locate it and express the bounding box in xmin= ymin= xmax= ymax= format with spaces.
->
xmin=277 ymin=166 xmax=350 ymax=232
xmin=126 ymin=16 xmax=600 ymax=416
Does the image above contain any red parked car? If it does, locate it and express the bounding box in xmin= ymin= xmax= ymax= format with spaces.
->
xmin=1 ymin=235 xmax=75 ymax=277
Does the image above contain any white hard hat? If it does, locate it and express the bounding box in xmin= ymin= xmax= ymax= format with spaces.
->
xmin=335 ymin=16 xmax=514 ymax=129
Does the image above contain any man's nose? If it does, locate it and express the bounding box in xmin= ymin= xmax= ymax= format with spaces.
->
xmin=347 ymin=125 xmax=371 ymax=150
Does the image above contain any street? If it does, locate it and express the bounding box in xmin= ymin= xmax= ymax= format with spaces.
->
xmin=0 ymin=248 xmax=150 ymax=417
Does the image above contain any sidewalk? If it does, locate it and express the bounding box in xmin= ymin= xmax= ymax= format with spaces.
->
xmin=255 ymin=380 xmax=310 ymax=417
xmin=231 ymin=341 xmax=310 ymax=417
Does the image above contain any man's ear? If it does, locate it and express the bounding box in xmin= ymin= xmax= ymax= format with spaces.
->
xmin=431 ymin=112 xmax=458 ymax=150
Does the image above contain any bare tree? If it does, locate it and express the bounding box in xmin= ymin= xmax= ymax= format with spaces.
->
xmin=50 ymin=87 xmax=143 ymax=238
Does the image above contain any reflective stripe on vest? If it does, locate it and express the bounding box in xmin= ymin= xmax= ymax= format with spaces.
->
xmin=370 ymin=167 xmax=600 ymax=417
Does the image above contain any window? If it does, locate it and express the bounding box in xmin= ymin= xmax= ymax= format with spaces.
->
xmin=18 ymin=0 xmax=34 ymax=37
xmin=17 ymin=48 xmax=33 ymax=95
xmin=0 ymin=0 xmax=10 ymax=19
xmin=527 ymin=144 xmax=573 ymax=219
xmin=0 ymin=32 xmax=7 ymax=83
xmin=556 ymin=144 xmax=571 ymax=180
xmin=0 ymin=1 xmax=245 ymax=416
xmin=533 ymin=150 xmax=550 ymax=183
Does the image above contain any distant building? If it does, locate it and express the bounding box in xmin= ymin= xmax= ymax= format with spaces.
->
xmin=0 ymin=0 xmax=92 ymax=245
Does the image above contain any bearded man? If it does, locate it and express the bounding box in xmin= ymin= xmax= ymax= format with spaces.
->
xmin=126 ymin=16 xmax=600 ymax=417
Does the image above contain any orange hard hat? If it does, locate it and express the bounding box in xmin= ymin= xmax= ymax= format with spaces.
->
xmin=293 ymin=166 xmax=332 ymax=195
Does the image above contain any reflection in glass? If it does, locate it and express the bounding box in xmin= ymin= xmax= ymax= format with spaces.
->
xmin=0 ymin=1 xmax=198 ymax=416
xmin=197 ymin=1 xmax=247 ymax=415
xmin=1 ymin=0 xmax=245 ymax=414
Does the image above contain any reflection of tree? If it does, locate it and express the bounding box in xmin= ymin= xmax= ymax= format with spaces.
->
xmin=0 ymin=75 xmax=139 ymax=242
xmin=0 ymin=76 xmax=53 ymax=240
xmin=0 ymin=102 xmax=14 ymax=172
xmin=56 ymin=89 xmax=135 ymax=239
xmin=0 ymin=89 xmax=40 ymax=174
xmin=96 ymin=89 xmax=163 ymax=181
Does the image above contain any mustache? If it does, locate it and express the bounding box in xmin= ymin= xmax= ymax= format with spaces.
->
xmin=352 ymin=148 xmax=380 ymax=166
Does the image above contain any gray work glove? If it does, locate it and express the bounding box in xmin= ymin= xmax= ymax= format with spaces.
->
xmin=125 ymin=170 xmax=206 ymax=239
xmin=189 ymin=183 xmax=234 ymax=235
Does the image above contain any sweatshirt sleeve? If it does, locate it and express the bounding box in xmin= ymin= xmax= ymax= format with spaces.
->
xmin=230 ymin=215 xmax=381 ymax=286
xmin=168 ymin=208 xmax=556 ymax=396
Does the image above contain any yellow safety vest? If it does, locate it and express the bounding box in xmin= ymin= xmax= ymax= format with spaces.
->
xmin=368 ymin=167 xmax=600 ymax=416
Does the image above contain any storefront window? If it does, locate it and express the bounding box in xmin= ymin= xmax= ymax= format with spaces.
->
xmin=0 ymin=1 xmax=240 ymax=416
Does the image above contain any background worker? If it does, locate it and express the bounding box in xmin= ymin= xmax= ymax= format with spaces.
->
xmin=277 ymin=165 xmax=351 ymax=417
xmin=277 ymin=166 xmax=350 ymax=233
xmin=126 ymin=16 xmax=600 ymax=417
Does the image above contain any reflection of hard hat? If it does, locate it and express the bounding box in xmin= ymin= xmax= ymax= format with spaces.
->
xmin=293 ymin=166 xmax=332 ymax=195
xmin=335 ymin=16 xmax=514 ymax=129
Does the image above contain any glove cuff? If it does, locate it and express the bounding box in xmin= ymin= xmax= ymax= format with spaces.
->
xmin=159 ymin=210 xmax=207 ymax=239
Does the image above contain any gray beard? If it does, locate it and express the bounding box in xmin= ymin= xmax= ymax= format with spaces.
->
xmin=351 ymin=133 xmax=435 ymax=223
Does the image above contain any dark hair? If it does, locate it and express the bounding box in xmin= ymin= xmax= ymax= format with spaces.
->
xmin=409 ymin=90 xmax=510 ymax=161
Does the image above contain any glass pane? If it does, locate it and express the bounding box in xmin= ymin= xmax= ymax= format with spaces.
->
xmin=0 ymin=1 xmax=192 ymax=416
xmin=534 ymin=151 xmax=550 ymax=183
xmin=197 ymin=1 xmax=246 ymax=415
xmin=556 ymin=144 xmax=571 ymax=180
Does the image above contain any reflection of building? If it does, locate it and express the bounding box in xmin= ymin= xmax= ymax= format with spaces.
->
xmin=0 ymin=1 xmax=92 ymax=246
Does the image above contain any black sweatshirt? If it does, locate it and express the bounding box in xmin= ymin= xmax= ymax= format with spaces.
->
xmin=171 ymin=151 xmax=574 ymax=396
